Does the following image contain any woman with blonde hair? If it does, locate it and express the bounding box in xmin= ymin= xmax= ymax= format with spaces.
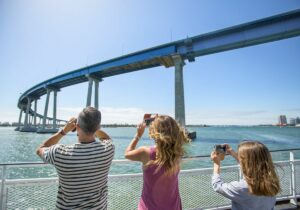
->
xmin=211 ymin=141 xmax=281 ymax=210
xmin=125 ymin=115 xmax=189 ymax=210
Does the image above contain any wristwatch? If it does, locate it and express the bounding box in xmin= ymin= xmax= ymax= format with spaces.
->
xmin=59 ymin=128 xmax=66 ymax=136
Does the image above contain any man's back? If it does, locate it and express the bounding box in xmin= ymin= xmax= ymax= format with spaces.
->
xmin=44 ymin=140 xmax=114 ymax=210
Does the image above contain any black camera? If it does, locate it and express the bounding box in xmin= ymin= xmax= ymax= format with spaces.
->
xmin=143 ymin=114 xmax=156 ymax=126
xmin=214 ymin=144 xmax=226 ymax=154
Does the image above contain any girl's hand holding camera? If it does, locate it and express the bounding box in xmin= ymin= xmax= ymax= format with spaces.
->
xmin=135 ymin=122 xmax=146 ymax=139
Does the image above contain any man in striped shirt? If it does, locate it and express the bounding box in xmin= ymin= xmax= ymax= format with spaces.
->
xmin=36 ymin=107 xmax=115 ymax=210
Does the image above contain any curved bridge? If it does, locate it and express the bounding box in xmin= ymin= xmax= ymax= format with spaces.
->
xmin=17 ymin=9 xmax=300 ymax=133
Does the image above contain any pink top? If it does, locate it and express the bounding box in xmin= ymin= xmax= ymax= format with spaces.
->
xmin=138 ymin=147 xmax=182 ymax=210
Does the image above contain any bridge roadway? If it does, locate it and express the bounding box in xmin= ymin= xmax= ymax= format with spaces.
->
xmin=17 ymin=9 xmax=300 ymax=133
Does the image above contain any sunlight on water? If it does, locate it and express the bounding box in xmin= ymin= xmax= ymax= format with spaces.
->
xmin=1 ymin=126 xmax=300 ymax=178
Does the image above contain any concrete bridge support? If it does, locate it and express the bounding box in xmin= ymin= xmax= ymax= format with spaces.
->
xmin=53 ymin=90 xmax=57 ymax=130
xmin=86 ymin=75 xmax=101 ymax=109
xmin=42 ymin=89 xmax=51 ymax=129
xmin=94 ymin=79 xmax=99 ymax=109
xmin=34 ymin=99 xmax=37 ymax=127
xmin=19 ymin=97 xmax=37 ymax=132
xmin=173 ymin=55 xmax=186 ymax=127
xmin=24 ymin=97 xmax=31 ymax=127
xmin=14 ymin=108 xmax=24 ymax=131
xmin=37 ymin=88 xmax=59 ymax=133
xmin=86 ymin=77 xmax=93 ymax=107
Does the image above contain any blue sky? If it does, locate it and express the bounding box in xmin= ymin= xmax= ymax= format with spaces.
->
xmin=0 ymin=0 xmax=300 ymax=125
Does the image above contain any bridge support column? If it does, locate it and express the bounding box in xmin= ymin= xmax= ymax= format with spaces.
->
xmin=37 ymin=88 xmax=59 ymax=133
xmin=86 ymin=75 xmax=102 ymax=109
xmin=86 ymin=77 xmax=93 ymax=107
xmin=19 ymin=97 xmax=37 ymax=132
xmin=173 ymin=55 xmax=186 ymax=127
xmin=42 ymin=89 xmax=51 ymax=129
xmin=94 ymin=80 xmax=99 ymax=109
xmin=34 ymin=99 xmax=37 ymax=127
xmin=24 ymin=97 xmax=31 ymax=127
xmin=53 ymin=90 xmax=57 ymax=129
xmin=15 ymin=108 xmax=23 ymax=131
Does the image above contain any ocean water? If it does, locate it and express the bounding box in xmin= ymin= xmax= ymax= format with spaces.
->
xmin=0 ymin=126 xmax=300 ymax=178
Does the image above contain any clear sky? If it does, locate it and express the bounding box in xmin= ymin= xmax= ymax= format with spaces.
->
xmin=0 ymin=0 xmax=300 ymax=125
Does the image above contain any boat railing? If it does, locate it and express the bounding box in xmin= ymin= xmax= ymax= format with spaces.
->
xmin=1 ymin=148 xmax=300 ymax=210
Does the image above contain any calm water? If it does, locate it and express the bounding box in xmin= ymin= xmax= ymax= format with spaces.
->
xmin=1 ymin=126 xmax=300 ymax=178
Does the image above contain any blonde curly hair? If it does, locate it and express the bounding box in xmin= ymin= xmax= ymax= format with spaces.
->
xmin=147 ymin=115 xmax=190 ymax=175
xmin=238 ymin=141 xmax=281 ymax=196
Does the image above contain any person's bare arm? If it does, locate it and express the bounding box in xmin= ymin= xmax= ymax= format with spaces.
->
xmin=211 ymin=151 xmax=221 ymax=174
xmin=95 ymin=129 xmax=111 ymax=141
xmin=124 ymin=123 xmax=149 ymax=164
xmin=36 ymin=118 xmax=76 ymax=157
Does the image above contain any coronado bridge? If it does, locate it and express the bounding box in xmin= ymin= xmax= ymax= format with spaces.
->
xmin=16 ymin=9 xmax=300 ymax=133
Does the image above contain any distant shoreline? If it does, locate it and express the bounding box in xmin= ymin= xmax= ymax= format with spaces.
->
xmin=1 ymin=124 xmax=299 ymax=128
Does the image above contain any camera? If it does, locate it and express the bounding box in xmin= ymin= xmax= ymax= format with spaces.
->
xmin=72 ymin=118 xmax=77 ymax=132
xmin=143 ymin=114 xmax=157 ymax=126
xmin=214 ymin=144 xmax=226 ymax=154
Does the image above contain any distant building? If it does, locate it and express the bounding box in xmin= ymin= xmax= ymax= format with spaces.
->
xmin=290 ymin=118 xmax=296 ymax=126
xmin=296 ymin=117 xmax=300 ymax=125
xmin=278 ymin=115 xmax=287 ymax=126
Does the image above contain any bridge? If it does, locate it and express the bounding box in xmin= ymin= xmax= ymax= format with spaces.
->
xmin=16 ymin=9 xmax=300 ymax=133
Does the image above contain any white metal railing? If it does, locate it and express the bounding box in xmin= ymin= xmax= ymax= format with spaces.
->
xmin=1 ymin=149 xmax=300 ymax=210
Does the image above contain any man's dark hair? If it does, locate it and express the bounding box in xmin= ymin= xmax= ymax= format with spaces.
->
xmin=77 ymin=107 xmax=101 ymax=135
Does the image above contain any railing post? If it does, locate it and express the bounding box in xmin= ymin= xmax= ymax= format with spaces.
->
xmin=290 ymin=151 xmax=297 ymax=206
xmin=0 ymin=165 xmax=7 ymax=210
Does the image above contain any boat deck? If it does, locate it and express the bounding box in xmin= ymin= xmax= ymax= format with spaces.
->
xmin=1 ymin=149 xmax=300 ymax=210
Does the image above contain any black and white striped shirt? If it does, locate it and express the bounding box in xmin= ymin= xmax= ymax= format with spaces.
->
xmin=42 ymin=140 xmax=115 ymax=210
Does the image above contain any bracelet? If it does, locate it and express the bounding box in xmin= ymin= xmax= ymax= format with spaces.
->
xmin=134 ymin=135 xmax=140 ymax=140
xmin=59 ymin=128 xmax=66 ymax=136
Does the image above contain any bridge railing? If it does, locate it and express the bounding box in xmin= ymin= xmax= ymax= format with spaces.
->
xmin=1 ymin=149 xmax=300 ymax=210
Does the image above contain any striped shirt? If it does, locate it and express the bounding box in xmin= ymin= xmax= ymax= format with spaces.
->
xmin=42 ymin=140 xmax=115 ymax=210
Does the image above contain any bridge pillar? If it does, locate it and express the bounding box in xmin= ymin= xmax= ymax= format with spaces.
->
xmin=24 ymin=97 xmax=31 ymax=127
xmin=173 ymin=55 xmax=186 ymax=127
xmin=14 ymin=108 xmax=23 ymax=131
xmin=86 ymin=75 xmax=102 ymax=109
xmin=42 ymin=89 xmax=51 ymax=129
xmin=53 ymin=90 xmax=57 ymax=129
xmin=34 ymin=99 xmax=37 ymax=127
xmin=94 ymin=79 xmax=99 ymax=109
xmin=86 ymin=77 xmax=93 ymax=107
xmin=19 ymin=97 xmax=37 ymax=132
xmin=37 ymin=88 xmax=59 ymax=133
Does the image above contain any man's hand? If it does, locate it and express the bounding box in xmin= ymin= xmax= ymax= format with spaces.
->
xmin=63 ymin=117 xmax=77 ymax=133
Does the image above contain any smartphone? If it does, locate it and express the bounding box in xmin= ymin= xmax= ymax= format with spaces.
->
xmin=143 ymin=114 xmax=157 ymax=126
xmin=214 ymin=144 xmax=226 ymax=154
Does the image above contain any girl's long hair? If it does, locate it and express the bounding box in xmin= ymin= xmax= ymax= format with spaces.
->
xmin=238 ymin=141 xmax=281 ymax=196
xmin=148 ymin=115 xmax=190 ymax=176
